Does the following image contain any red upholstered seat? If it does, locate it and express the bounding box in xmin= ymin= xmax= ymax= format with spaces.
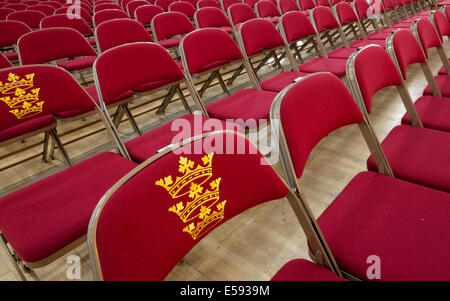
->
xmin=195 ymin=7 xmax=233 ymax=31
xmin=349 ymin=39 xmax=386 ymax=48
xmin=260 ymin=71 xmax=310 ymax=92
xmin=56 ymin=56 xmax=96 ymax=71
xmin=271 ymin=259 xmax=344 ymax=281
xmin=84 ymin=86 xmax=133 ymax=106
xmin=135 ymin=5 xmax=164 ymax=27
xmin=366 ymin=31 xmax=391 ymax=40
xmin=367 ymin=125 xmax=450 ymax=192
xmin=327 ymin=47 xmax=356 ymax=59
xmin=152 ymin=12 xmax=195 ymax=49
xmin=298 ymin=58 xmax=347 ymax=77
xmin=0 ymin=152 xmax=137 ymax=263
xmin=0 ymin=115 xmax=55 ymax=143
xmin=0 ymin=52 xmax=12 ymax=69
xmin=423 ymin=75 xmax=450 ymax=96
xmin=158 ymin=37 xmax=181 ymax=48
xmin=401 ymin=96 xmax=450 ymax=132
xmin=317 ymin=171 xmax=450 ymax=280
xmin=205 ymin=89 xmax=277 ymax=127
xmin=3 ymin=52 xmax=18 ymax=61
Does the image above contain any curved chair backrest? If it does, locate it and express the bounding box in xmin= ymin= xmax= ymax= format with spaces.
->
xmin=238 ymin=18 xmax=285 ymax=57
xmin=134 ymin=4 xmax=164 ymax=26
xmin=228 ymin=3 xmax=257 ymax=27
xmin=40 ymin=14 xmax=94 ymax=36
xmin=93 ymin=9 xmax=130 ymax=27
xmin=127 ymin=0 xmax=150 ymax=17
xmin=0 ymin=52 xmax=12 ymax=69
xmin=195 ymin=7 xmax=231 ymax=28
xmin=297 ymin=0 xmax=316 ymax=10
xmin=311 ymin=6 xmax=340 ymax=33
xmin=0 ymin=8 xmax=15 ymax=21
xmin=169 ymin=1 xmax=196 ymax=18
xmin=155 ymin=0 xmax=175 ymax=10
xmin=255 ymin=0 xmax=281 ymax=18
xmin=334 ymin=2 xmax=358 ymax=26
xmin=94 ymin=3 xmax=122 ymax=12
xmin=279 ymin=11 xmax=317 ymax=43
xmin=197 ymin=0 xmax=221 ymax=9
xmin=220 ymin=0 xmax=241 ymax=12
xmin=6 ymin=10 xmax=46 ymax=29
xmin=412 ymin=18 xmax=442 ymax=59
xmin=0 ymin=20 xmax=31 ymax=48
xmin=26 ymin=4 xmax=56 ymax=16
xmin=430 ymin=10 xmax=450 ymax=43
xmin=278 ymin=0 xmax=300 ymax=14
xmin=152 ymin=12 xmax=195 ymax=42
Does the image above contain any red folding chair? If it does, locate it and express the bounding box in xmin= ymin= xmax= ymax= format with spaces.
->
xmin=297 ymin=0 xmax=316 ymax=14
xmin=255 ymin=0 xmax=281 ymax=24
xmin=180 ymin=28 xmax=278 ymax=130
xmin=0 ymin=51 xmax=12 ymax=69
xmin=92 ymin=8 xmax=130 ymax=27
xmin=197 ymin=0 xmax=221 ymax=9
xmin=278 ymin=0 xmax=301 ymax=14
xmin=194 ymin=7 xmax=233 ymax=35
xmin=43 ymin=1 xmax=63 ymax=9
xmin=6 ymin=10 xmax=46 ymax=30
xmin=0 ymin=20 xmax=31 ymax=63
xmin=0 ymin=8 xmax=14 ymax=20
xmin=169 ymin=1 xmax=196 ymax=19
xmin=219 ymin=0 xmax=241 ymax=12
xmin=25 ymin=4 xmax=56 ymax=16
xmin=93 ymin=2 xmax=122 ymax=12
xmin=347 ymin=44 xmax=450 ymax=193
xmin=126 ymin=0 xmax=149 ymax=17
xmin=3 ymin=3 xmax=27 ymax=11
xmin=155 ymin=0 xmax=175 ymax=10
xmin=54 ymin=7 xmax=94 ymax=26
xmin=271 ymin=71 xmax=450 ymax=280
xmin=134 ymin=4 xmax=164 ymax=30
xmin=151 ymin=12 xmax=195 ymax=50
xmin=22 ymin=0 xmax=39 ymax=5
xmin=353 ymin=0 xmax=382 ymax=34
xmin=40 ymin=14 xmax=95 ymax=46
xmin=429 ymin=9 xmax=450 ymax=44
xmin=227 ymin=3 xmax=257 ymax=34
xmin=243 ymin=0 xmax=259 ymax=8
xmin=87 ymin=130 xmax=341 ymax=280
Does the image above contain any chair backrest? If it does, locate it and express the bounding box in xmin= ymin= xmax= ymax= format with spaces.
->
xmin=386 ymin=29 xmax=426 ymax=80
xmin=238 ymin=18 xmax=285 ymax=57
xmin=88 ymin=130 xmax=295 ymax=280
xmin=134 ymin=4 xmax=164 ymax=25
xmin=0 ymin=8 xmax=15 ymax=21
xmin=278 ymin=0 xmax=300 ymax=14
xmin=180 ymin=28 xmax=242 ymax=75
xmin=127 ymin=0 xmax=150 ymax=17
xmin=197 ymin=0 xmax=221 ymax=9
xmin=22 ymin=0 xmax=39 ymax=5
xmin=243 ymin=0 xmax=259 ymax=8
xmin=3 ymin=4 xmax=27 ymax=11
xmin=0 ymin=65 xmax=94 ymax=131
xmin=26 ymin=4 xmax=55 ymax=16
xmin=316 ymin=0 xmax=331 ymax=6
xmin=93 ymin=42 xmax=184 ymax=106
xmin=381 ymin=0 xmax=394 ymax=11
xmin=430 ymin=10 xmax=450 ymax=42
xmin=195 ymin=6 xmax=231 ymax=28
xmin=94 ymin=3 xmax=122 ymax=12
xmin=152 ymin=12 xmax=195 ymax=42
xmin=279 ymin=10 xmax=317 ymax=43
xmin=0 ymin=20 xmax=32 ymax=48
xmin=334 ymin=2 xmax=358 ymax=25
xmin=311 ymin=6 xmax=340 ymax=33
xmin=95 ymin=18 xmax=153 ymax=53
xmin=155 ymin=0 xmax=174 ymax=10
xmin=354 ymin=0 xmax=371 ymax=19
xmin=271 ymin=72 xmax=364 ymax=178
xmin=18 ymin=28 xmax=97 ymax=65
xmin=297 ymin=0 xmax=316 ymax=11
xmin=169 ymin=1 xmax=196 ymax=18
xmin=220 ymin=0 xmax=241 ymax=12
xmin=255 ymin=0 xmax=280 ymax=18
xmin=6 ymin=10 xmax=46 ymax=29
xmin=121 ymin=0 xmax=136 ymax=10
xmin=347 ymin=45 xmax=402 ymax=114
xmin=0 ymin=52 xmax=12 ymax=69
xmin=40 ymin=14 xmax=94 ymax=36
xmin=412 ymin=18 xmax=442 ymax=59
xmin=45 ymin=1 xmax=63 ymax=9
xmin=228 ymin=3 xmax=257 ymax=27
xmin=93 ymin=9 xmax=130 ymax=27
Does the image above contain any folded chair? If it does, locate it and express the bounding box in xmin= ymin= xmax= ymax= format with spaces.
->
xmin=255 ymin=0 xmax=281 ymax=24
xmin=0 ymin=20 xmax=31 ymax=63
xmin=0 ymin=52 xmax=12 ymax=69
xmin=237 ymin=18 xmax=310 ymax=92
xmin=271 ymin=71 xmax=450 ymax=280
xmin=88 ymin=130 xmax=342 ymax=280
xmin=134 ymin=4 xmax=164 ymax=33
xmin=40 ymin=14 xmax=96 ymax=46
xmin=26 ymin=4 xmax=56 ymax=16
xmin=6 ymin=10 xmax=46 ymax=30
xmin=180 ymin=28 xmax=278 ymax=130
xmin=197 ymin=0 xmax=221 ymax=9
xmin=0 ymin=8 xmax=15 ymax=20
xmin=194 ymin=7 xmax=234 ymax=35
xmin=92 ymin=9 xmax=130 ymax=27
xmin=277 ymin=0 xmax=301 ymax=14
xmin=386 ymin=29 xmax=450 ymax=131
xmin=347 ymin=44 xmax=450 ymax=193
xmin=151 ymin=12 xmax=195 ymax=51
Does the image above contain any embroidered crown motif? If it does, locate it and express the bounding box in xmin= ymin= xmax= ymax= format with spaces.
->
xmin=155 ymin=153 xmax=227 ymax=240
xmin=0 ymin=73 xmax=44 ymax=119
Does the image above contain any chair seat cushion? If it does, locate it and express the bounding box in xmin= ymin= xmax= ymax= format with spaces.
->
xmin=88 ymin=38 xmax=96 ymax=45
xmin=3 ymin=52 xmax=18 ymax=61
xmin=205 ymin=89 xmax=277 ymax=128
xmin=133 ymin=78 xmax=180 ymax=93
xmin=437 ymin=64 xmax=448 ymax=75
xmin=0 ymin=152 xmax=137 ymax=263
xmin=366 ymin=31 xmax=391 ymax=40
xmin=327 ymin=47 xmax=356 ymax=59
xmin=84 ymin=86 xmax=133 ymax=106
xmin=317 ymin=171 xmax=450 ymax=280
xmin=367 ymin=125 xmax=450 ymax=192
xmin=271 ymin=259 xmax=344 ymax=281
xmin=260 ymin=71 xmax=310 ymax=92
xmin=220 ymin=26 xmax=233 ymax=34
xmin=0 ymin=115 xmax=55 ymax=143
xmin=423 ymin=75 xmax=450 ymax=96
xmin=349 ymin=39 xmax=386 ymax=48
xmin=159 ymin=37 xmax=181 ymax=49
xmin=125 ymin=114 xmax=242 ymax=163
xmin=268 ymin=16 xmax=279 ymax=24
xmin=391 ymin=22 xmax=414 ymax=28
xmin=56 ymin=56 xmax=97 ymax=71
xmin=401 ymin=96 xmax=450 ymax=132
xmin=298 ymin=58 xmax=347 ymax=78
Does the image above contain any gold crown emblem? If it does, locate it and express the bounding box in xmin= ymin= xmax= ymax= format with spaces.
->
xmin=156 ymin=153 xmax=227 ymax=240
xmin=0 ymin=73 xmax=44 ymax=119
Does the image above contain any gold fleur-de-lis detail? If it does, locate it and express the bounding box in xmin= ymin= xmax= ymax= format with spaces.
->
xmin=15 ymin=88 xmax=26 ymax=97
xmin=155 ymin=175 xmax=173 ymax=190
xmin=199 ymin=206 xmax=211 ymax=220
xmin=201 ymin=153 xmax=214 ymax=166
xmin=217 ymin=200 xmax=227 ymax=211
xmin=169 ymin=201 xmax=185 ymax=215
xmin=183 ymin=223 xmax=195 ymax=234
xmin=210 ymin=178 xmax=221 ymax=191
xmin=178 ymin=156 xmax=194 ymax=174
xmin=21 ymin=101 xmax=31 ymax=109
xmin=8 ymin=73 xmax=19 ymax=82
xmin=189 ymin=183 xmax=203 ymax=199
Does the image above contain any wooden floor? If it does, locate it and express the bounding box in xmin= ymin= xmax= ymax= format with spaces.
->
xmin=1 ymin=30 xmax=448 ymax=281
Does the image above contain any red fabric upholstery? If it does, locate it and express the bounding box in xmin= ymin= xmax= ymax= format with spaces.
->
xmin=197 ymin=0 xmax=221 ymax=9
xmin=367 ymin=125 xmax=450 ymax=192
xmin=18 ymin=28 xmax=97 ymax=66
xmin=181 ymin=28 xmax=242 ymax=75
xmin=298 ymin=58 xmax=347 ymax=78
xmin=158 ymin=37 xmax=181 ymax=48
xmin=349 ymin=39 xmax=386 ymax=48
xmin=335 ymin=2 xmax=358 ymax=25
xmin=126 ymin=0 xmax=149 ymax=17
xmin=152 ymin=12 xmax=195 ymax=42
xmin=41 ymin=14 xmax=94 ymax=36
xmin=156 ymin=0 xmax=175 ymax=10
xmin=222 ymin=0 xmax=241 ymax=12
xmin=327 ymin=47 xmax=356 ymax=59
xmin=26 ymin=5 xmax=56 ymax=16
xmin=45 ymin=1 xmax=63 ymax=9
xmin=3 ymin=52 xmax=18 ymax=62
xmin=423 ymin=75 xmax=450 ymax=97
xmin=0 ymin=20 xmax=31 ymax=48
xmin=134 ymin=5 xmax=164 ymax=25
xmin=228 ymin=3 xmax=257 ymax=26
xmin=278 ymin=0 xmax=300 ymax=13
xmin=93 ymin=9 xmax=130 ymax=27
xmin=317 ymin=171 xmax=450 ymax=280
xmin=433 ymin=10 xmax=450 ymax=42
xmin=271 ymin=259 xmax=344 ymax=281
xmin=354 ymin=0 xmax=371 ymax=18
xmin=239 ymin=19 xmax=285 ymax=57
xmin=95 ymin=19 xmax=153 ymax=53
xmin=125 ymin=114 xmax=242 ymax=162
xmin=94 ymin=132 xmax=288 ymax=280
xmin=366 ymin=31 xmax=391 ymax=40
xmin=205 ymin=89 xmax=277 ymax=128
xmin=352 ymin=45 xmax=402 ymax=114
xmin=401 ymin=96 xmax=450 ymax=132
xmin=0 ymin=52 xmax=12 ymax=69
xmin=298 ymin=0 xmax=316 ymax=10
xmin=255 ymin=0 xmax=280 ymax=19
xmin=6 ymin=10 xmax=46 ymax=29
xmin=279 ymin=73 xmax=364 ymax=178
xmin=95 ymin=3 xmax=122 ymax=12
xmin=94 ymin=42 xmax=184 ymax=104
xmin=169 ymin=1 xmax=196 ymax=18
xmin=0 ymin=115 xmax=55 ymax=142
xmin=259 ymin=71 xmax=310 ymax=92
xmin=0 ymin=8 xmax=14 ymax=21
xmin=390 ymin=29 xmax=426 ymax=79
xmin=311 ymin=6 xmax=339 ymax=33
xmin=280 ymin=11 xmax=316 ymax=43
xmin=0 ymin=152 xmax=137 ymax=263
xmin=3 ymin=4 xmax=27 ymax=11
xmin=57 ymin=56 xmax=96 ymax=71
xmin=195 ymin=7 xmax=231 ymax=29
xmin=415 ymin=18 xmax=442 ymax=59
